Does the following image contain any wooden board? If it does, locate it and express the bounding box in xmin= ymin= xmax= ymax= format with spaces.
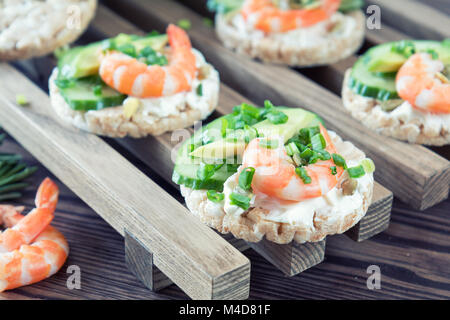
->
xmin=0 ymin=63 xmax=251 ymax=300
xmin=1 ymin=130 xmax=448 ymax=300
xmin=104 ymin=0 xmax=450 ymax=211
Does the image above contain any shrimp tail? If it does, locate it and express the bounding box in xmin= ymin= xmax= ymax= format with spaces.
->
xmin=167 ymin=24 xmax=192 ymax=49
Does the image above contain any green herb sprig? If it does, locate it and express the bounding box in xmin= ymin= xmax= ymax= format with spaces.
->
xmin=0 ymin=128 xmax=37 ymax=201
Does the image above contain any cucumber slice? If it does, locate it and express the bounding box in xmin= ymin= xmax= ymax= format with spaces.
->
xmin=58 ymin=76 xmax=126 ymax=111
xmin=173 ymin=115 xmax=239 ymax=191
xmin=173 ymin=107 xmax=324 ymax=191
xmin=349 ymin=40 xmax=450 ymax=101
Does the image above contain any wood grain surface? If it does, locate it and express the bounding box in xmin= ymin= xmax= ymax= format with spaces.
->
xmin=0 ymin=131 xmax=448 ymax=299
xmin=0 ymin=0 xmax=448 ymax=300
xmin=0 ymin=64 xmax=250 ymax=300
xmin=105 ymin=0 xmax=450 ymax=210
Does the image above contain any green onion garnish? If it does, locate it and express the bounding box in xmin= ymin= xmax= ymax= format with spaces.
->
xmin=196 ymin=163 xmax=223 ymax=181
xmin=311 ymin=133 xmax=326 ymax=150
xmin=117 ymin=43 xmax=137 ymax=57
xmin=238 ymin=167 xmax=255 ymax=191
xmin=295 ymin=167 xmax=311 ymax=184
xmin=203 ymin=17 xmax=214 ymax=27
xmin=221 ymin=118 xmax=228 ymax=138
xmin=266 ymin=110 xmax=288 ymax=124
xmin=330 ymin=166 xmax=337 ymax=175
xmin=347 ymin=165 xmax=365 ymax=178
xmin=196 ymin=83 xmax=203 ymax=96
xmin=93 ymin=85 xmax=102 ymax=96
xmin=207 ymin=190 xmax=224 ymax=203
xmin=332 ymin=153 xmax=347 ymax=169
xmin=259 ymin=139 xmax=278 ymax=149
xmin=177 ymin=19 xmax=192 ymax=30
xmin=361 ymin=159 xmax=375 ymax=173
xmin=16 ymin=94 xmax=29 ymax=106
xmin=229 ymin=192 xmax=251 ymax=210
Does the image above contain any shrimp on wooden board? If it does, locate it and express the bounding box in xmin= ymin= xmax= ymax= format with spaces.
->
xmin=0 ymin=178 xmax=69 ymax=292
xmin=241 ymin=0 xmax=341 ymax=33
xmin=396 ymin=53 xmax=450 ymax=114
xmin=242 ymin=124 xmax=343 ymax=201
xmin=99 ymin=24 xmax=197 ymax=98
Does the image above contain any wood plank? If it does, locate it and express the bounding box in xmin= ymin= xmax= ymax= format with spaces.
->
xmin=249 ymin=240 xmax=326 ymax=276
xmin=88 ymin=4 xmax=393 ymax=278
xmin=0 ymin=64 xmax=250 ymax=300
xmin=105 ymin=0 xmax=450 ymax=211
xmin=366 ymin=0 xmax=450 ymax=40
xmin=1 ymin=133 xmax=448 ymax=299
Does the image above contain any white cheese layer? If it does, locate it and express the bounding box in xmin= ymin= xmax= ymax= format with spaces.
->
xmin=122 ymin=48 xmax=219 ymax=119
xmin=230 ymin=11 xmax=356 ymax=46
xmin=223 ymin=161 xmax=373 ymax=225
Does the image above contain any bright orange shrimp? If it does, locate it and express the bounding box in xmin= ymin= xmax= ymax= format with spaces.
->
xmin=99 ymin=24 xmax=197 ymax=98
xmin=0 ymin=179 xmax=68 ymax=292
xmin=241 ymin=0 xmax=341 ymax=33
xmin=242 ymin=124 xmax=343 ymax=201
xmin=0 ymin=178 xmax=58 ymax=253
xmin=396 ymin=53 xmax=450 ymax=114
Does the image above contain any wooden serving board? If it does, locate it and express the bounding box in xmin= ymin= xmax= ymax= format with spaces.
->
xmin=106 ymin=0 xmax=450 ymax=210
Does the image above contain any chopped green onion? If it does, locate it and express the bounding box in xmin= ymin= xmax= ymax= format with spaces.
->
xmin=239 ymin=167 xmax=255 ymax=191
xmin=203 ymin=17 xmax=214 ymax=27
xmin=259 ymin=139 xmax=278 ymax=149
xmin=316 ymin=149 xmax=331 ymax=161
xmin=54 ymin=78 xmax=74 ymax=89
xmin=207 ymin=190 xmax=224 ymax=203
xmin=196 ymin=83 xmax=203 ymax=96
xmin=266 ymin=110 xmax=288 ymax=124
xmin=292 ymin=154 xmax=302 ymax=167
xmin=310 ymin=133 xmax=326 ymax=150
xmin=16 ymin=94 xmax=29 ymax=106
xmin=330 ymin=166 xmax=337 ymax=175
xmin=117 ymin=43 xmax=137 ymax=57
xmin=286 ymin=142 xmax=300 ymax=156
xmin=93 ymin=85 xmax=102 ymax=96
xmin=221 ymin=118 xmax=228 ymax=138
xmin=295 ymin=167 xmax=311 ymax=184
xmin=229 ymin=192 xmax=251 ymax=210
xmin=300 ymin=148 xmax=313 ymax=161
xmin=196 ymin=163 xmax=223 ymax=181
xmin=426 ymin=49 xmax=439 ymax=60
xmin=177 ymin=19 xmax=192 ymax=30
xmin=391 ymin=40 xmax=416 ymax=58
xmin=332 ymin=153 xmax=347 ymax=169
xmin=361 ymin=158 xmax=375 ymax=173
xmin=347 ymin=165 xmax=365 ymax=178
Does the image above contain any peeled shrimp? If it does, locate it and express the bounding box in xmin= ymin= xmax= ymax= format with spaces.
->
xmin=241 ymin=0 xmax=341 ymax=33
xmin=242 ymin=124 xmax=343 ymax=201
xmin=0 ymin=178 xmax=69 ymax=292
xmin=99 ymin=24 xmax=197 ymax=98
xmin=396 ymin=53 xmax=450 ymax=114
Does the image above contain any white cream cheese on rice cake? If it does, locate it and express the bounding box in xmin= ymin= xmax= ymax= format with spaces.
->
xmin=49 ymin=49 xmax=220 ymax=138
xmin=0 ymin=0 xmax=97 ymax=61
xmin=215 ymin=3 xmax=365 ymax=67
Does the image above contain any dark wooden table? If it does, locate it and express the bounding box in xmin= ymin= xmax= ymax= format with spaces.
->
xmin=0 ymin=129 xmax=448 ymax=300
xmin=0 ymin=0 xmax=449 ymax=300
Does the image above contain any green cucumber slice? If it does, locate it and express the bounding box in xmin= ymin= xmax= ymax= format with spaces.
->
xmin=349 ymin=40 xmax=450 ymax=101
xmin=58 ymin=76 xmax=126 ymax=111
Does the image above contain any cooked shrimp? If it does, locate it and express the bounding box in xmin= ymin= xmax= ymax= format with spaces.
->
xmin=99 ymin=24 xmax=197 ymax=98
xmin=242 ymin=124 xmax=343 ymax=201
xmin=241 ymin=0 xmax=341 ymax=33
xmin=0 ymin=177 xmax=58 ymax=253
xmin=0 ymin=179 xmax=68 ymax=292
xmin=396 ymin=53 xmax=450 ymax=114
